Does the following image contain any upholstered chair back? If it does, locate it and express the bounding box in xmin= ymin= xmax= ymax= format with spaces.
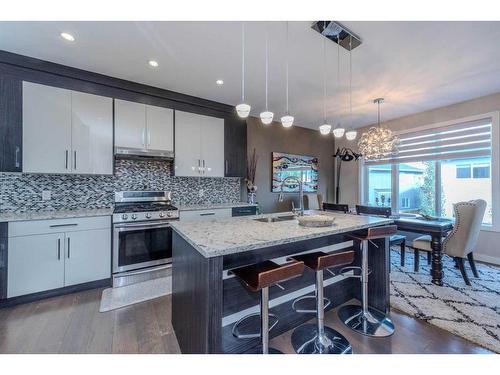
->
xmin=304 ymin=194 xmax=322 ymax=210
xmin=443 ymin=199 xmax=487 ymax=258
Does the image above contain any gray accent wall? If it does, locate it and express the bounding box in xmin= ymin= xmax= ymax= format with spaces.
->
xmin=246 ymin=117 xmax=336 ymax=214
xmin=0 ymin=159 xmax=241 ymax=213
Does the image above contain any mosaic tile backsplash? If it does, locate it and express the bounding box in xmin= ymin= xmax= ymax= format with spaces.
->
xmin=0 ymin=159 xmax=242 ymax=213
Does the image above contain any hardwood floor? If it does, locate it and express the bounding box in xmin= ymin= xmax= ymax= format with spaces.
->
xmin=0 ymin=288 xmax=491 ymax=354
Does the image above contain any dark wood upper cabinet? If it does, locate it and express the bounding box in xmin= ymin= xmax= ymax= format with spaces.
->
xmin=224 ymin=116 xmax=247 ymax=178
xmin=0 ymin=73 xmax=22 ymax=172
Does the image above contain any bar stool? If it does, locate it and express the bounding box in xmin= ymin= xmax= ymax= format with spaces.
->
xmin=289 ymin=250 xmax=355 ymax=354
xmin=337 ymin=225 xmax=397 ymax=337
xmin=232 ymin=259 xmax=305 ymax=354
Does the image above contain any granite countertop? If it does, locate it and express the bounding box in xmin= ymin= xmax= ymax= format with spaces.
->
xmin=0 ymin=208 xmax=114 ymax=222
xmin=170 ymin=210 xmax=393 ymax=258
xmin=177 ymin=202 xmax=257 ymax=211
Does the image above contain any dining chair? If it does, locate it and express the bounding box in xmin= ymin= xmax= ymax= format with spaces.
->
xmin=304 ymin=193 xmax=322 ymax=210
xmin=410 ymin=199 xmax=486 ymax=285
xmin=355 ymin=205 xmax=407 ymax=267
xmin=323 ymin=202 xmax=349 ymax=213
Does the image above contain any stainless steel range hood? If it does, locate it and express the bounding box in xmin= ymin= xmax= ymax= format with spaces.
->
xmin=114 ymin=147 xmax=174 ymax=161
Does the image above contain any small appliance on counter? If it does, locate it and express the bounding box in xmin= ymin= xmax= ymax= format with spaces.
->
xmin=112 ymin=191 xmax=179 ymax=287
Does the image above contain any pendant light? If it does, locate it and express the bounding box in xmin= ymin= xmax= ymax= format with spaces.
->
xmin=318 ymin=28 xmax=331 ymax=135
xmin=344 ymin=35 xmax=358 ymax=141
xmin=358 ymin=98 xmax=400 ymax=160
xmin=281 ymin=22 xmax=294 ymax=128
xmin=236 ymin=23 xmax=251 ymax=118
xmin=260 ymin=27 xmax=273 ymax=125
xmin=333 ymin=34 xmax=345 ymax=138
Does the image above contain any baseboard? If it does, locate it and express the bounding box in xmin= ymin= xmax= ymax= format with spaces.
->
xmin=0 ymin=278 xmax=111 ymax=308
xmin=474 ymin=253 xmax=500 ymax=266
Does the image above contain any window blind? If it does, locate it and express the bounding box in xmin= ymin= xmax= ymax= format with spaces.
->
xmin=364 ymin=118 xmax=492 ymax=165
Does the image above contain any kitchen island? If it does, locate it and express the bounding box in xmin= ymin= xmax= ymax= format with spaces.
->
xmin=170 ymin=210 xmax=393 ymax=354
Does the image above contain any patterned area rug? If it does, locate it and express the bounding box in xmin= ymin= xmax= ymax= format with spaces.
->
xmin=390 ymin=248 xmax=500 ymax=353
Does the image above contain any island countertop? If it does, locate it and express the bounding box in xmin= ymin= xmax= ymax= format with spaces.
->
xmin=170 ymin=210 xmax=393 ymax=258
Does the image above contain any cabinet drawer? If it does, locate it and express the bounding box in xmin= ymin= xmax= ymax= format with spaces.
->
xmin=8 ymin=216 xmax=111 ymax=237
xmin=179 ymin=208 xmax=232 ymax=221
xmin=231 ymin=206 xmax=257 ymax=217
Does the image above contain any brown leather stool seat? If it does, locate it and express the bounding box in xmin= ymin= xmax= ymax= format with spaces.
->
xmin=231 ymin=260 xmax=304 ymax=354
xmin=232 ymin=260 xmax=305 ymax=292
xmin=291 ymin=250 xmax=355 ymax=271
xmin=338 ymin=225 xmax=397 ymax=337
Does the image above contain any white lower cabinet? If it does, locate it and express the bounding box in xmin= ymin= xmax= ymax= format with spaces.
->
xmin=179 ymin=208 xmax=232 ymax=222
xmin=64 ymin=229 xmax=111 ymax=287
xmin=8 ymin=233 xmax=65 ymax=298
xmin=7 ymin=216 xmax=111 ymax=298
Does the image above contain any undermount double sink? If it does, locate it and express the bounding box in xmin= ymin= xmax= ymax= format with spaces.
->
xmin=253 ymin=215 xmax=297 ymax=223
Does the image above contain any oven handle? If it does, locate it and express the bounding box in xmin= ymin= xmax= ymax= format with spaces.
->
xmin=114 ymin=222 xmax=172 ymax=230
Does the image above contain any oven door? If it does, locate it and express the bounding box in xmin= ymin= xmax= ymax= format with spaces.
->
xmin=113 ymin=221 xmax=172 ymax=274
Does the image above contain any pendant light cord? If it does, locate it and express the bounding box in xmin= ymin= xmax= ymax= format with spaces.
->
xmin=349 ymin=35 xmax=353 ymax=128
xmin=323 ymin=30 xmax=327 ymax=123
xmin=337 ymin=33 xmax=340 ymax=128
xmin=241 ymin=22 xmax=245 ymax=102
xmin=286 ymin=22 xmax=289 ymax=114
xmin=265 ymin=28 xmax=269 ymax=111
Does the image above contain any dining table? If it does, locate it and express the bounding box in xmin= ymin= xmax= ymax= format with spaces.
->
xmin=392 ymin=217 xmax=454 ymax=286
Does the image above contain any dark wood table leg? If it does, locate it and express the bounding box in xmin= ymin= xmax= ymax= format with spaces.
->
xmin=430 ymin=234 xmax=444 ymax=286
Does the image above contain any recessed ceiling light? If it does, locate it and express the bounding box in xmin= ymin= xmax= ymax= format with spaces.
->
xmin=216 ymin=79 xmax=224 ymax=85
xmin=148 ymin=60 xmax=159 ymax=68
xmin=60 ymin=32 xmax=75 ymax=42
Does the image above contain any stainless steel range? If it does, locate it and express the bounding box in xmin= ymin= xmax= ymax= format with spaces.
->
xmin=112 ymin=191 xmax=179 ymax=278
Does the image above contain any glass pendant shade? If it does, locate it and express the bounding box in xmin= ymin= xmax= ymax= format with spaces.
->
xmin=345 ymin=129 xmax=357 ymax=140
xmin=281 ymin=115 xmax=294 ymax=128
xmin=333 ymin=127 xmax=345 ymax=138
xmin=236 ymin=103 xmax=251 ymax=118
xmin=260 ymin=111 xmax=274 ymax=125
xmin=319 ymin=124 xmax=332 ymax=135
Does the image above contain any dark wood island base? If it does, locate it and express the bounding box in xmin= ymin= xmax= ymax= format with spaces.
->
xmin=171 ymin=231 xmax=390 ymax=354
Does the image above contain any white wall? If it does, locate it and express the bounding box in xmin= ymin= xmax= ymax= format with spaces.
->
xmin=336 ymin=92 xmax=500 ymax=264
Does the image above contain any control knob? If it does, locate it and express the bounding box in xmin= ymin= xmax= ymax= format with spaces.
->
xmin=121 ymin=214 xmax=128 ymax=220
xmin=159 ymin=212 xmax=165 ymax=218
xmin=145 ymin=213 xmax=152 ymax=219
xmin=131 ymin=214 xmax=137 ymax=220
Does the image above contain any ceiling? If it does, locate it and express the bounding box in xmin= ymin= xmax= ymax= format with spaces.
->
xmin=1 ymin=21 xmax=500 ymax=130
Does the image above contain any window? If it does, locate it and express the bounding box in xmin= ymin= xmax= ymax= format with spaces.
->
xmin=362 ymin=116 xmax=496 ymax=227
xmin=456 ymin=164 xmax=471 ymax=179
xmin=473 ymin=164 xmax=490 ymax=179
xmin=398 ymin=162 xmax=436 ymax=215
xmin=365 ymin=164 xmax=392 ymax=207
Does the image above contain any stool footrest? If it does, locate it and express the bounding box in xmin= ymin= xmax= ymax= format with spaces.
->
xmin=292 ymin=295 xmax=331 ymax=314
xmin=339 ymin=266 xmax=372 ymax=279
xmin=231 ymin=312 xmax=279 ymax=339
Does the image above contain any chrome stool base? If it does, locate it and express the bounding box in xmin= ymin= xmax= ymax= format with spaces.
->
xmin=246 ymin=346 xmax=283 ymax=354
xmin=232 ymin=313 xmax=279 ymax=339
xmin=338 ymin=304 xmax=395 ymax=337
xmin=291 ymin=324 xmax=353 ymax=354
xmin=292 ymin=295 xmax=331 ymax=314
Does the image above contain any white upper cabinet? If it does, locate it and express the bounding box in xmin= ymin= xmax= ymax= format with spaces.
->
xmin=114 ymin=99 xmax=146 ymax=150
xmin=22 ymin=81 xmax=113 ymax=175
xmin=175 ymin=111 xmax=224 ymax=177
xmin=71 ymin=91 xmax=113 ymax=175
xmin=115 ymin=99 xmax=174 ymax=156
xmin=146 ymin=105 xmax=174 ymax=152
xmin=23 ymin=82 xmax=72 ymax=174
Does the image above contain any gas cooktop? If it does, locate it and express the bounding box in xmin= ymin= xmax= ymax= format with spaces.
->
xmin=112 ymin=191 xmax=179 ymax=223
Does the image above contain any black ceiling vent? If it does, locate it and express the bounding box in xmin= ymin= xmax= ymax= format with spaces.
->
xmin=311 ymin=21 xmax=362 ymax=51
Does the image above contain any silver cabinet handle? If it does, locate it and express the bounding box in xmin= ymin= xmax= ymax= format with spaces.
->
xmin=65 ymin=150 xmax=69 ymax=169
xmin=198 ymin=159 xmax=201 ymax=174
xmin=200 ymin=212 xmax=215 ymax=216
xmin=67 ymin=237 xmax=71 ymax=259
xmin=202 ymin=159 xmax=206 ymax=175
xmin=73 ymin=150 xmax=77 ymax=170
xmin=49 ymin=223 xmax=78 ymax=228
xmin=225 ymin=160 xmax=228 ymax=175
xmin=142 ymin=128 xmax=146 ymax=147
xmin=147 ymin=130 xmax=151 ymax=146
xmin=15 ymin=146 xmax=20 ymax=168
xmin=57 ymin=238 xmax=61 ymax=260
